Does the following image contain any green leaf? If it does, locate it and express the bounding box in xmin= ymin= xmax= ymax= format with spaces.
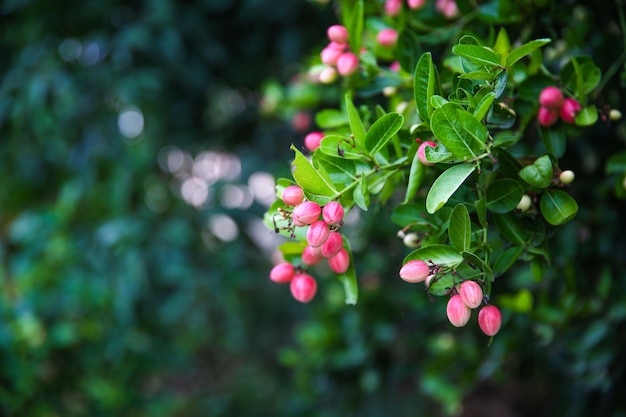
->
xmin=473 ymin=92 xmax=495 ymax=121
xmin=337 ymin=239 xmax=358 ymax=305
xmin=462 ymin=251 xmax=494 ymax=282
xmin=431 ymin=103 xmax=488 ymax=160
xmin=319 ymin=135 xmax=366 ymax=160
xmin=506 ymin=38 xmax=551 ymax=67
xmin=492 ymin=245 xmax=525 ymax=276
xmin=486 ymin=178 xmax=523 ymax=213
xmin=365 ymin=112 xmax=404 ymax=155
xmin=540 ymin=189 xmax=579 ymax=226
xmin=404 ymin=146 xmax=426 ymax=203
xmin=345 ymin=94 xmax=366 ymax=147
xmin=426 ymin=163 xmax=476 ymax=213
xmin=575 ymin=105 xmax=598 ymax=126
xmin=492 ymin=70 xmax=508 ymax=99
xmin=493 ymin=27 xmax=511 ymax=65
xmin=519 ymin=155 xmax=553 ymax=189
xmin=540 ymin=125 xmax=566 ymax=158
xmin=562 ymin=57 xmax=601 ymax=99
xmin=493 ymin=212 xmax=527 ymax=246
xmin=449 ymin=204 xmax=471 ymax=252
xmin=346 ymin=0 xmax=363 ymax=55
xmin=398 ymin=29 xmax=420 ymax=73
xmin=458 ymin=71 xmax=496 ymax=80
xmin=452 ymin=44 xmax=502 ymax=68
xmin=291 ymin=145 xmax=338 ymax=199
xmin=404 ymin=244 xmax=463 ymax=268
xmin=414 ymin=52 xmax=438 ymax=122
xmin=424 ymin=143 xmax=454 ymax=164
xmin=353 ymin=175 xmax=370 ymax=211
xmin=391 ymin=202 xmax=431 ymax=228
xmin=427 ymin=271 xmax=456 ymax=297
xmin=606 ymin=151 xmax=626 ymax=174
xmin=314 ymin=152 xmax=358 ymax=184
xmin=315 ymin=109 xmax=348 ymax=129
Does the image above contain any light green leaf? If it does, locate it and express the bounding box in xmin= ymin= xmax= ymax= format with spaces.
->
xmin=493 ymin=27 xmax=511 ymax=65
xmin=519 ymin=155 xmax=553 ymax=189
xmin=403 ymin=244 xmax=463 ymax=268
xmin=337 ymin=239 xmax=358 ymax=305
xmin=353 ymin=175 xmax=369 ymax=211
xmin=453 ymin=44 xmax=502 ymax=67
xmin=449 ymin=204 xmax=471 ymax=252
xmin=365 ymin=112 xmax=404 ymax=155
xmin=486 ymin=178 xmax=524 ymax=213
xmin=319 ymin=135 xmax=366 ymax=160
xmin=540 ymin=189 xmax=579 ymax=226
xmin=426 ymin=163 xmax=476 ymax=213
xmin=345 ymin=93 xmax=366 ymax=147
xmin=346 ymin=0 xmax=363 ymax=55
xmin=506 ymin=38 xmax=551 ymax=67
xmin=404 ymin=146 xmax=426 ymax=203
xmin=424 ymin=143 xmax=454 ymax=163
xmin=291 ymin=145 xmax=338 ymax=199
xmin=315 ymin=109 xmax=347 ymax=129
xmin=414 ymin=52 xmax=438 ymax=122
xmin=575 ymin=105 xmax=598 ymax=126
xmin=431 ymin=103 xmax=488 ymax=160
xmin=473 ymin=92 xmax=496 ymax=121
xmin=462 ymin=251 xmax=494 ymax=282
xmin=458 ymin=71 xmax=496 ymax=80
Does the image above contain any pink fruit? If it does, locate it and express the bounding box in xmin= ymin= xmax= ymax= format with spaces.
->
xmin=337 ymin=52 xmax=359 ymax=76
xmin=290 ymin=273 xmax=317 ymax=303
xmin=384 ymin=0 xmax=402 ymax=16
xmin=478 ymin=305 xmax=502 ymax=336
xmin=417 ymin=141 xmax=437 ymax=165
xmin=377 ymin=28 xmax=399 ymax=47
xmin=321 ymin=231 xmax=343 ymax=258
xmin=304 ymin=131 xmax=324 ymax=152
xmin=458 ymin=280 xmax=483 ymax=309
xmin=306 ymin=220 xmax=330 ymax=248
xmin=327 ymin=25 xmax=349 ymax=44
xmin=560 ymin=98 xmax=582 ymax=124
xmin=292 ymin=201 xmax=322 ymax=227
xmin=389 ymin=61 xmax=401 ymax=72
xmin=399 ymin=260 xmax=430 ymax=283
xmin=539 ymin=86 xmax=564 ymax=109
xmin=302 ymin=245 xmax=324 ymax=266
xmin=328 ymin=248 xmax=350 ymax=274
xmin=269 ymin=262 xmax=295 ymax=284
xmin=282 ymin=185 xmax=304 ymax=206
xmin=407 ymin=0 xmax=426 ymax=8
xmin=446 ymin=294 xmax=471 ymax=327
xmin=436 ymin=0 xmax=459 ymax=18
xmin=320 ymin=45 xmax=344 ymax=66
xmin=538 ymin=106 xmax=559 ymax=127
xmin=322 ymin=201 xmax=344 ymax=225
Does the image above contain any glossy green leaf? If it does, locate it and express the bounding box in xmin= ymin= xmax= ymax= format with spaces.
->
xmin=493 ymin=212 xmax=527 ymax=246
xmin=452 ymin=44 xmax=502 ymax=68
xmin=449 ymin=204 xmax=471 ymax=252
xmin=404 ymin=147 xmax=426 ymax=203
xmin=493 ymin=27 xmax=511 ymax=64
xmin=486 ymin=178 xmax=523 ymax=213
xmin=424 ymin=143 xmax=454 ymax=164
xmin=315 ymin=109 xmax=348 ymax=129
xmin=403 ymin=244 xmax=463 ymax=268
xmin=458 ymin=71 xmax=496 ymax=80
xmin=428 ymin=271 xmax=456 ymax=296
xmin=575 ymin=105 xmax=598 ymax=126
xmin=365 ymin=112 xmax=404 ymax=155
xmin=431 ymin=103 xmax=488 ymax=160
xmin=540 ymin=189 xmax=579 ymax=226
xmin=462 ymin=251 xmax=494 ymax=282
xmin=492 ymin=70 xmax=508 ymax=99
xmin=492 ymin=245 xmax=525 ymax=276
xmin=414 ymin=52 xmax=438 ymax=122
xmin=473 ymin=91 xmax=496 ymax=121
xmin=391 ymin=202 xmax=430 ymax=228
xmin=426 ymin=163 xmax=476 ymax=213
xmin=398 ymin=29 xmax=420 ymax=73
xmin=319 ymin=135 xmax=366 ymax=160
xmin=346 ymin=0 xmax=363 ymax=55
xmin=291 ymin=145 xmax=338 ymax=199
xmin=519 ymin=155 xmax=553 ymax=188
xmin=345 ymin=93 xmax=366 ymax=147
xmin=506 ymin=38 xmax=551 ymax=67
xmin=337 ymin=239 xmax=358 ymax=305
xmin=353 ymin=175 xmax=369 ymax=211
xmin=540 ymin=125 xmax=566 ymax=158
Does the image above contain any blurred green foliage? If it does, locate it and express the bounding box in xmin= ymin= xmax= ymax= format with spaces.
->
xmin=1 ymin=0 xmax=626 ymax=416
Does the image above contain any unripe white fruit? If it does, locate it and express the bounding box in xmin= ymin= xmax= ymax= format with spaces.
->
xmin=318 ymin=67 xmax=338 ymax=84
xmin=559 ymin=170 xmax=575 ymax=184
xmin=402 ymin=232 xmax=420 ymax=248
xmin=516 ymin=194 xmax=532 ymax=212
xmin=610 ymin=109 xmax=622 ymax=121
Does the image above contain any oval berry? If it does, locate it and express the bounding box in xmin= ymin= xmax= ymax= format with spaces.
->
xmin=478 ymin=305 xmax=503 ymax=336
xmin=446 ymin=294 xmax=471 ymax=327
xmin=304 ymin=131 xmax=324 ymax=152
xmin=322 ymin=201 xmax=344 ymax=225
xmin=290 ymin=273 xmax=317 ymax=303
xmin=302 ymin=245 xmax=324 ymax=266
xmin=538 ymin=106 xmax=559 ymax=127
xmin=560 ymin=98 xmax=582 ymax=124
xmin=328 ymin=248 xmax=350 ymax=274
xmin=269 ymin=262 xmax=295 ymax=284
xmin=399 ymin=260 xmax=430 ymax=283
xmin=458 ymin=280 xmax=483 ymax=309
xmin=336 ymin=52 xmax=359 ymax=76
xmin=539 ymin=86 xmax=564 ymax=109
xmin=306 ymin=220 xmax=330 ymax=248
xmin=321 ymin=231 xmax=343 ymax=258
xmin=377 ymin=28 xmax=398 ymax=47
xmin=326 ymin=25 xmax=349 ymax=44
xmin=292 ymin=201 xmax=321 ymax=227
xmin=282 ymin=185 xmax=304 ymax=206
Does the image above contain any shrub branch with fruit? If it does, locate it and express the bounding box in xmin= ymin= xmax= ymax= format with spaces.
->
xmin=263 ymin=0 xmax=619 ymax=338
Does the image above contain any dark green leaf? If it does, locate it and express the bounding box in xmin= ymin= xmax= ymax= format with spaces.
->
xmin=540 ymin=124 xmax=567 ymax=158
xmin=506 ymin=38 xmax=551 ymax=67
xmin=493 ymin=212 xmax=527 ymax=246
xmin=519 ymin=155 xmax=553 ymax=188
xmin=337 ymin=239 xmax=358 ymax=304
xmin=449 ymin=204 xmax=471 ymax=252
xmin=493 ymin=245 xmax=525 ymax=276
xmin=540 ymin=189 xmax=579 ymax=226
xmin=414 ymin=52 xmax=438 ymax=122
xmin=486 ymin=178 xmax=524 ymax=213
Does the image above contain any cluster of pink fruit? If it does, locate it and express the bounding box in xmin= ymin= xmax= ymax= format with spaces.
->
xmin=400 ymin=260 xmax=503 ymax=336
xmin=537 ymin=86 xmax=582 ymax=127
xmin=269 ymin=184 xmax=349 ymax=303
xmin=319 ymin=25 xmax=359 ymax=83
